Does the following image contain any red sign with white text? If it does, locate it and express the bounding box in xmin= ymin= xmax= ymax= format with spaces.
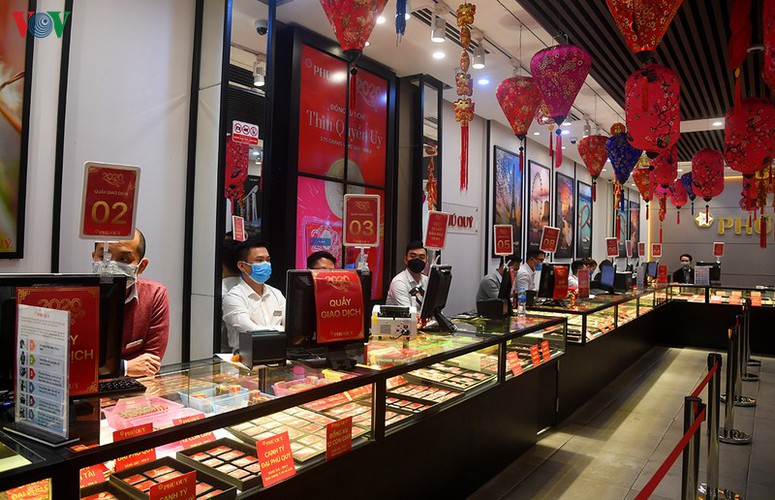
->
xmin=494 ymin=225 xmax=514 ymax=256
xmin=652 ymin=243 xmax=663 ymax=258
xmin=713 ymin=241 xmax=725 ymax=258
xmin=529 ymin=345 xmax=541 ymax=367
xmin=553 ymin=266 xmax=569 ymax=300
xmin=311 ymin=270 xmax=364 ymax=344
xmin=326 ymin=417 xmax=353 ymax=461
xmin=506 ymin=351 xmax=523 ymax=376
xmin=80 ymin=162 xmax=140 ymax=239
xmin=232 ymin=119 xmax=259 ymax=145
xmin=577 ymin=269 xmax=590 ymax=298
xmin=657 ymin=264 xmax=668 ymax=284
xmin=541 ymin=340 xmax=551 ymax=362
xmin=114 ymin=423 xmax=156 ymax=472
xmin=232 ymin=216 xmax=246 ymax=242
xmin=257 ymin=432 xmax=296 ymax=488
xmin=638 ymin=241 xmax=646 ymax=257
xmin=539 ymin=226 xmax=560 ymax=253
xmin=425 ymin=211 xmax=450 ymax=250
xmin=343 ymin=194 xmax=380 ymax=247
xmin=605 ymin=237 xmax=619 ymax=257
xmin=149 ymin=471 xmax=196 ymax=500
xmin=80 ymin=464 xmax=108 ymax=489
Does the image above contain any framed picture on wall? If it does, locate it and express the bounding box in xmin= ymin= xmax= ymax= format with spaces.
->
xmin=0 ymin=0 xmax=35 ymax=258
xmin=629 ymin=196 xmax=640 ymax=258
xmin=554 ymin=172 xmax=575 ymax=259
xmin=615 ymin=190 xmax=629 ymax=257
xmin=527 ymin=160 xmax=550 ymax=253
xmin=492 ymin=146 xmax=522 ymax=257
xmin=576 ymin=181 xmax=593 ymax=258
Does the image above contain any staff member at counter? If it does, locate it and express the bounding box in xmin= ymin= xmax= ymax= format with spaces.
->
xmin=92 ymin=228 xmax=170 ymax=378
xmin=476 ymin=254 xmax=521 ymax=301
xmin=672 ymin=253 xmax=695 ymax=284
xmin=516 ymin=250 xmax=545 ymax=292
xmin=307 ymin=250 xmax=336 ymax=270
xmin=222 ymin=240 xmax=286 ymax=351
xmin=386 ymin=240 xmax=429 ymax=309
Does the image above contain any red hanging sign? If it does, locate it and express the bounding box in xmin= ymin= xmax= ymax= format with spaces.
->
xmin=651 ymin=243 xmax=663 ymax=258
xmin=326 ymin=417 xmax=353 ymax=461
xmin=80 ymin=162 xmax=140 ymax=240
xmin=577 ymin=269 xmax=590 ymax=298
xmin=232 ymin=216 xmax=246 ymax=242
xmin=232 ymin=119 xmax=259 ymax=145
xmin=493 ymin=225 xmax=514 ymax=256
xmin=149 ymin=471 xmax=196 ymax=500
xmin=343 ymin=194 xmax=380 ymax=247
xmin=311 ymin=270 xmax=365 ymax=344
xmin=425 ymin=211 xmax=450 ymax=250
xmin=553 ymin=266 xmax=569 ymax=300
xmin=606 ymin=237 xmax=620 ymax=257
xmin=506 ymin=351 xmax=523 ymax=376
xmin=657 ymin=264 xmax=668 ymax=284
xmin=539 ymin=226 xmax=561 ymax=253
xmin=713 ymin=241 xmax=725 ymax=258
xmin=257 ymin=431 xmax=296 ymax=488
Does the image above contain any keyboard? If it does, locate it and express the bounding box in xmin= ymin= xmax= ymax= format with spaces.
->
xmin=98 ymin=378 xmax=147 ymax=397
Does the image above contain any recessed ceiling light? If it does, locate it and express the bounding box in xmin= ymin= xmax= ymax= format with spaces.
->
xmin=533 ymin=132 xmax=541 ymax=136
xmin=561 ymin=129 xmax=570 ymax=135
xmin=477 ymin=78 xmax=489 ymax=85
xmin=376 ymin=15 xmax=386 ymax=24
xmin=561 ymin=146 xmax=567 ymax=150
xmin=365 ymin=41 xmax=371 ymax=47
xmin=405 ymin=13 xmax=411 ymax=20
xmin=432 ymin=51 xmax=445 ymax=60
xmin=712 ymin=121 xmax=723 ymax=127
xmin=562 ymin=121 xmax=571 ymax=126
xmin=252 ymin=151 xmax=259 ymax=156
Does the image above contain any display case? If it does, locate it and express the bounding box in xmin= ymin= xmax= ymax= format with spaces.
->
xmin=668 ymin=284 xmax=708 ymax=303
xmin=0 ymin=316 xmax=565 ymax=498
xmin=708 ymin=287 xmax=775 ymax=307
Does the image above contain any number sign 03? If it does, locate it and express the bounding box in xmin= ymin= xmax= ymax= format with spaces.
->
xmin=80 ymin=162 xmax=141 ymax=240
xmin=343 ymin=194 xmax=380 ymax=247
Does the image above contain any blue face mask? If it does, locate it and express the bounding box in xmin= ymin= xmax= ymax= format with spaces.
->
xmin=245 ymin=261 xmax=271 ymax=284
xmin=535 ymin=264 xmax=543 ymax=272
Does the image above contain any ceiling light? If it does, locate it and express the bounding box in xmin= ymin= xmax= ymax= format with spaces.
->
xmin=472 ymin=45 xmax=485 ymax=69
xmin=561 ymin=146 xmax=567 ymax=150
xmin=252 ymin=150 xmax=259 ymax=156
xmin=432 ymin=51 xmax=445 ymax=60
xmin=477 ymin=78 xmax=489 ymax=85
xmin=533 ymin=132 xmax=541 ymax=136
xmin=677 ymin=168 xmax=683 ymax=172
xmin=712 ymin=121 xmax=723 ymax=127
xmin=253 ymin=57 xmax=266 ymax=87
xmin=561 ymin=129 xmax=570 ymax=135
xmin=562 ymin=121 xmax=571 ymax=126
xmin=582 ymin=134 xmax=589 ymax=138
xmin=365 ymin=41 xmax=371 ymax=47
xmin=376 ymin=15 xmax=386 ymax=24
xmin=602 ymin=168 xmax=608 ymax=172
xmin=431 ymin=12 xmax=446 ymax=43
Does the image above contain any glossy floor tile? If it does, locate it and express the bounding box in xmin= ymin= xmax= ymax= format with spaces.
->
xmin=469 ymin=347 xmax=775 ymax=500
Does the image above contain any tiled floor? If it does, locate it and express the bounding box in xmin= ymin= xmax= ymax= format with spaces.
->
xmin=468 ymin=347 xmax=775 ymax=500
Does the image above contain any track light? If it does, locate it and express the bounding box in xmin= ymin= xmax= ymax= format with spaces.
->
xmin=472 ymin=31 xmax=485 ymax=69
xmin=431 ymin=13 xmax=446 ymax=43
xmin=253 ymin=57 xmax=266 ymax=87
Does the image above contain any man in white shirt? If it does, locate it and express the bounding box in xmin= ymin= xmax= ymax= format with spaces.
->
xmin=516 ymin=249 xmax=545 ymax=292
xmin=568 ymin=260 xmax=584 ymax=288
xmin=386 ymin=240 xmax=429 ymax=310
xmin=222 ymin=240 xmax=286 ymax=351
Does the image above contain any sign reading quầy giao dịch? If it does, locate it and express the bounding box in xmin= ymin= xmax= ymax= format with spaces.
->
xmin=311 ymin=270 xmax=364 ymax=344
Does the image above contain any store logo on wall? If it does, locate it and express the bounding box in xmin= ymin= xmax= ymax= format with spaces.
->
xmin=694 ymin=210 xmax=714 ymax=228
xmin=12 ymin=11 xmax=71 ymax=38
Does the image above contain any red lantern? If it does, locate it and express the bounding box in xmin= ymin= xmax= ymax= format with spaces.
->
xmin=669 ymin=180 xmax=687 ymax=224
xmin=765 ymin=0 xmax=775 ymax=92
xmin=729 ymin=0 xmax=753 ymax=103
xmin=496 ymin=76 xmax=542 ymax=171
xmin=320 ymin=0 xmax=388 ymax=62
xmin=578 ymin=135 xmax=608 ymax=202
xmin=691 ymin=148 xmax=725 ymax=216
xmin=606 ymin=0 xmax=683 ymax=62
xmin=724 ymin=98 xmax=775 ymax=178
xmin=531 ymin=44 xmax=592 ymax=168
xmin=625 ymin=64 xmax=680 ymax=158
xmin=651 ymin=146 xmax=678 ymax=188
xmin=633 ymin=165 xmax=654 ymax=220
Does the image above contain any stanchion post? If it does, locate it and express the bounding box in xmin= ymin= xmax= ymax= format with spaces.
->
xmin=746 ymin=297 xmax=761 ymax=367
xmin=720 ymin=317 xmax=752 ymax=445
xmin=681 ymin=396 xmax=704 ymax=500
xmin=741 ymin=300 xmax=759 ymax=381
xmin=702 ymin=353 xmax=727 ymax=500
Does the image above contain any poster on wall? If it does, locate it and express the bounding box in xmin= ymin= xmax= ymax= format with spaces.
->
xmin=0 ymin=0 xmax=35 ymax=258
xmin=615 ymin=191 xmax=629 ymax=257
xmin=576 ymin=181 xmax=593 ymax=258
xmin=421 ymin=139 xmax=440 ymax=239
xmin=493 ymin=147 xmax=522 ymax=257
xmin=527 ymin=161 xmax=550 ymax=253
xmin=629 ymin=198 xmax=640 ymax=258
xmin=554 ymin=173 xmax=575 ymax=259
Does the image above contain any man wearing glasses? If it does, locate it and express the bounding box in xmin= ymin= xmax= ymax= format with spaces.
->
xmin=516 ymin=249 xmax=545 ymax=292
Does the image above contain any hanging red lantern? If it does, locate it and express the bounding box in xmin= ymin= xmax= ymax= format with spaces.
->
xmin=729 ymin=0 xmax=752 ymax=103
xmin=765 ymin=0 xmax=775 ymax=92
xmin=531 ymin=44 xmax=592 ymax=168
xmin=578 ymin=135 xmax=608 ymax=202
xmin=606 ymin=0 xmax=683 ymax=62
xmin=496 ymin=76 xmax=542 ymax=172
xmin=651 ymin=146 xmax=678 ymax=188
xmin=625 ymin=64 xmax=680 ymax=158
xmin=724 ymin=98 xmax=775 ymax=178
xmin=669 ymin=179 xmax=687 ymax=224
xmin=320 ymin=0 xmax=388 ymax=61
xmin=633 ymin=162 xmax=654 ymax=220
xmin=691 ymin=148 xmax=725 ymax=216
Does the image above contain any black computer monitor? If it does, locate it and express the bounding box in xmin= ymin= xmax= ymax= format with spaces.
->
xmin=0 ymin=274 xmax=126 ymax=393
xmin=497 ymin=267 xmax=512 ymax=302
xmin=285 ymin=269 xmax=371 ymax=369
xmin=537 ymin=264 xmax=556 ymax=299
xmin=696 ymin=261 xmax=722 ymax=284
xmin=647 ymin=262 xmax=658 ymax=279
xmin=419 ymin=265 xmax=455 ymax=332
xmin=600 ymin=265 xmax=616 ymax=290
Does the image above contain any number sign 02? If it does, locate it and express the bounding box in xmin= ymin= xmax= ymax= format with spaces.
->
xmin=80 ymin=162 xmax=141 ymax=240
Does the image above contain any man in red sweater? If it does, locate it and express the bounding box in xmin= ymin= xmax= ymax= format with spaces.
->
xmin=93 ymin=229 xmax=170 ymax=378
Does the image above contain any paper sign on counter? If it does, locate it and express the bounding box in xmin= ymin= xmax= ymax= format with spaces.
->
xmin=577 ymin=269 xmax=590 ymax=298
xmin=541 ymin=341 xmax=551 ymax=362
xmin=326 ymin=417 xmax=353 ymax=461
xmin=114 ymin=423 xmax=156 ymax=472
xmin=713 ymin=241 xmax=725 ymax=258
xmin=232 ymin=216 xmax=246 ymax=242
xmin=149 ymin=471 xmax=196 ymax=500
xmin=651 ymin=243 xmax=663 ymax=258
xmin=80 ymin=464 xmax=108 ymax=489
xmin=425 ymin=211 xmax=450 ymax=250
xmin=529 ymin=345 xmax=541 ymax=367
xmin=506 ymin=351 xmax=523 ymax=376
xmin=257 ymin=431 xmax=296 ymax=488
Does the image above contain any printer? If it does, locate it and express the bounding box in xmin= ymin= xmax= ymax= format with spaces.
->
xmin=370 ymin=305 xmax=418 ymax=340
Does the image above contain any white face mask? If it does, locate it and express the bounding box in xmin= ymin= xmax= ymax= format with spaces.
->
xmin=92 ymin=260 xmax=138 ymax=289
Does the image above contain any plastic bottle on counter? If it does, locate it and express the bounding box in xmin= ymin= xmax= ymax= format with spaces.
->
xmin=517 ymin=286 xmax=527 ymax=317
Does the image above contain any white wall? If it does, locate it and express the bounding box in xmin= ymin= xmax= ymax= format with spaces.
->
xmin=57 ymin=0 xmax=196 ymax=364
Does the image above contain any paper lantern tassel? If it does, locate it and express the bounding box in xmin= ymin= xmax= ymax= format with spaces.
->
xmin=761 ymin=207 xmax=767 ymax=249
xmin=460 ymin=123 xmax=469 ymax=192
xmin=676 ymin=209 xmax=680 ymax=225
xmin=592 ymin=180 xmax=597 ymax=202
xmin=519 ymin=144 xmax=524 ymax=173
xmin=555 ymin=132 xmax=562 ymax=168
xmin=659 ymin=222 xmax=663 ymax=243
xmin=349 ymin=67 xmax=358 ymax=111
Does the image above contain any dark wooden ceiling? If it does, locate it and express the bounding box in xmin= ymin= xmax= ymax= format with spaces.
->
xmin=516 ymin=0 xmax=769 ymax=160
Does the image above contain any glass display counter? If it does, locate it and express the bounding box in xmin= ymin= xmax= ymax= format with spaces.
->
xmin=667 ymin=285 xmax=775 ymax=307
xmin=0 ymin=315 xmax=565 ymax=497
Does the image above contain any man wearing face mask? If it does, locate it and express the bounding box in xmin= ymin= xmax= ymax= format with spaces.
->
xmin=92 ymin=229 xmax=170 ymax=378
xmin=672 ymin=253 xmax=694 ymax=284
xmin=222 ymin=240 xmax=286 ymax=351
xmin=516 ymin=249 xmax=545 ymax=292
xmin=386 ymin=240 xmax=429 ymax=309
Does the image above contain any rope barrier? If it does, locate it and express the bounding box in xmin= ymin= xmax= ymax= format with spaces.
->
xmin=691 ymin=361 xmax=719 ymax=398
xmin=635 ymin=407 xmax=706 ymax=500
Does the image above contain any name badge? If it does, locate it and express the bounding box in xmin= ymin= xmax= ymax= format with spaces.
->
xmin=125 ymin=339 xmax=143 ymax=350
xmin=273 ymin=310 xmax=282 ymax=317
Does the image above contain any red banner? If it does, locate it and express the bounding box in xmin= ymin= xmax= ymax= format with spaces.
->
xmin=577 ymin=269 xmax=590 ymax=298
xmin=80 ymin=162 xmax=140 ymax=240
xmin=311 ymin=270 xmax=365 ymax=344
xmin=326 ymin=417 xmax=353 ymax=461
xmin=149 ymin=471 xmax=196 ymax=500
xmin=17 ymin=286 xmax=100 ymax=396
xmin=657 ymin=264 xmax=668 ymax=284
xmin=343 ymin=194 xmax=380 ymax=247
xmin=605 ymin=237 xmax=619 ymax=257
xmin=553 ymin=266 xmax=569 ymax=300
xmin=651 ymin=243 xmax=663 ymax=258
xmin=425 ymin=211 xmax=450 ymax=250
xmin=713 ymin=241 xmax=725 ymax=258
xmin=232 ymin=119 xmax=259 ymax=145
xmin=257 ymin=431 xmax=296 ymax=488
xmin=539 ymin=226 xmax=560 ymax=253
xmin=493 ymin=225 xmax=514 ymax=256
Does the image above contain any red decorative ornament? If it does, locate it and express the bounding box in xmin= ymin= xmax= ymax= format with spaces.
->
xmin=625 ymin=64 xmax=680 ymax=158
xmin=606 ymin=0 xmax=683 ymax=62
xmin=724 ymin=98 xmax=775 ymax=178
xmin=651 ymin=146 xmax=678 ymax=188
xmin=531 ymin=44 xmax=592 ymax=168
xmin=632 ymin=163 xmax=654 ymax=220
xmin=669 ymin=180 xmax=687 ymax=224
xmin=765 ymin=0 xmax=775 ymax=92
xmin=578 ymin=135 xmax=608 ymax=202
xmin=691 ymin=148 xmax=725 ymax=217
xmin=654 ymin=184 xmax=669 ymax=242
xmin=455 ymin=2 xmax=477 ymax=193
xmin=225 ymin=136 xmax=248 ymax=202
xmin=497 ymin=76 xmax=542 ymax=171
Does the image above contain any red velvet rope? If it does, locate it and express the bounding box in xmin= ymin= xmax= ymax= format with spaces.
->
xmin=691 ymin=361 xmax=719 ymax=398
xmin=635 ymin=407 xmax=707 ymax=500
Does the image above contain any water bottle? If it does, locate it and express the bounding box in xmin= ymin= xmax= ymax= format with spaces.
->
xmin=517 ymin=286 xmax=527 ymax=317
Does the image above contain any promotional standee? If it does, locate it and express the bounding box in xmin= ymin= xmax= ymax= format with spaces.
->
xmin=493 ymin=225 xmax=514 ymax=256
xmin=651 ymin=243 xmax=663 ymax=259
xmin=539 ymin=226 xmax=560 ymax=254
xmin=605 ymin=237 xmax=619 ymax=258
xmin=425 ymin=211 xmax=450 ymax=265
